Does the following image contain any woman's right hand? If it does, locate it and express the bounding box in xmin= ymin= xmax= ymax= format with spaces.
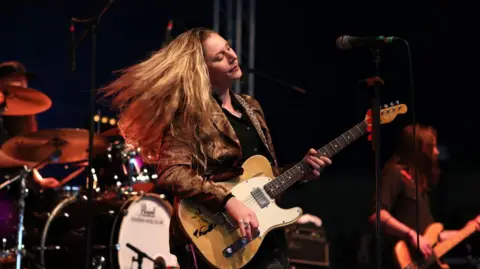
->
xmin=224 ymin=197 xmax=259 ymax=241
xmin=408 ymin=230 xmax=433 ymax=259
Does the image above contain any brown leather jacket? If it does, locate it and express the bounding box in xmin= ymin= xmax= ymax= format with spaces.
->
xmin=156 ymin=93 xmax=281 ymax=248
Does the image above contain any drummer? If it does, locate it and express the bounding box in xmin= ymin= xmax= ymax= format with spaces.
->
xmin=0 ymin=61 xmax=38 ymax=142
xmin=0 ymin=61 xmax=59 ymax=189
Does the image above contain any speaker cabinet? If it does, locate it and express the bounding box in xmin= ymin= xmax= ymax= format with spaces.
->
xmin=286 ymin=223 xmax=330 ymax=268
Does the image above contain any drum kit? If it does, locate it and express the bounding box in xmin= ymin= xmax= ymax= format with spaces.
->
xmin=0 ymin=85 xmax=178 ymax=269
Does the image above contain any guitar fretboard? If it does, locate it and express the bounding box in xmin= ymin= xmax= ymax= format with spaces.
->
xmin=264 ymin=120 xmax=369 ymax=198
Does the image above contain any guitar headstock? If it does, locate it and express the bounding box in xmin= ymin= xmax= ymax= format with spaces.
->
xmin=365 ymin=101 xmax=408 ymax=140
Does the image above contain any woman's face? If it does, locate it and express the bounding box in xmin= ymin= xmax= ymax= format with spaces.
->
xmin=202 ymin=33 xmax=242 ymax=89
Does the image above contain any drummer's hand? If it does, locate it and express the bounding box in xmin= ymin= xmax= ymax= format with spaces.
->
xmin=38 ymin=177 xmax=61 ymax=189
xmin=32 ymin=169 xmax=60 ymax=189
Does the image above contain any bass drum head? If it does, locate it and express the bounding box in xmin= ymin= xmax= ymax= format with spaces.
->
xmin=39 ymin=194 xmax=125 ymax=269
xmin=113 ymin=193 xmax=178 ymax=269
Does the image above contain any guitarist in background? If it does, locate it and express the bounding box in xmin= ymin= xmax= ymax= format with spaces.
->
xmin=368 ymin=124 xmax=480 ymax=268
xmin=101 ymin=28 xmax=332 ymax=269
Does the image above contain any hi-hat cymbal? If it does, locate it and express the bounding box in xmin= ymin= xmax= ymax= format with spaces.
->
xmin=0 ymin=85 xmax=52 ymax=116
xmin=0 ymin=128 xmax=109 ymax=165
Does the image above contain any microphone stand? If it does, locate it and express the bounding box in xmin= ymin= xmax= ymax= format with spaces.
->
xmin=126 ymin=243 xmax=158 ymax=269
xmin=364 ymin=48 xmax=383 ymax=269
xmin=0 ymin=149 xmax=61 ymax=269
xmin=70 ymin=2 xmax=115 ymax=269
xmin=244 ymin=67 xmax=307 ymax=94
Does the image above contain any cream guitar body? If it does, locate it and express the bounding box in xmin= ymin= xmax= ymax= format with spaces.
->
xmin=178 ymin=155 xmax=302 ymax=269
xmin=177 ymin=103 xmax=408 ymax=269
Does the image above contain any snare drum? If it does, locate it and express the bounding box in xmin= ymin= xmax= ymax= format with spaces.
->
xmin=38 ymin=193 xmax=178 ymax=269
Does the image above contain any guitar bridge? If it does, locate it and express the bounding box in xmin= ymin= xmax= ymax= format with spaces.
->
xmin=222 ymin=230 xmax=261 ymax=258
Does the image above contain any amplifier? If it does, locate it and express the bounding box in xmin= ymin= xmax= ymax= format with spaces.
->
xmin=285 ymin=222 xmax=330 ymax=268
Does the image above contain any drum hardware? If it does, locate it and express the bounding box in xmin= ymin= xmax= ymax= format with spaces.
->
xmin=0 ymin=148 xmax=61 ymax=269
xmin=126 ymin=242 xmax=166 ymax=269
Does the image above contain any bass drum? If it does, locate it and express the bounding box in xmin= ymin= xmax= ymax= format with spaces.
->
xmin=39 ymin=193 xmax=178 ymax=269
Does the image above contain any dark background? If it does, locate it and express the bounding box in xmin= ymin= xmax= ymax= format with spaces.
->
xmin=1 ymin=0 xmax=479 ymax=268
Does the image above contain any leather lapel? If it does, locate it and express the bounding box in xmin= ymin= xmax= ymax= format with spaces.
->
xmin=211 ymin=97 xmax=240 ymax=147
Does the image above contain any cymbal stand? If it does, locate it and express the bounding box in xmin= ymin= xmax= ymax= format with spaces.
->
xmin=0 ymin=149 xmax=61 ymax=269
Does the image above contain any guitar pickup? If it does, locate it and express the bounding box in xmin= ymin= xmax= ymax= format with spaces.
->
xmin=223 ymin=230 xmax=261 ymax=258
xmin=251 ymin=187 xmax=270 ymax=208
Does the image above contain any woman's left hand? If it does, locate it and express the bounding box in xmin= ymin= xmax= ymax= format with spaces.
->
xmin=302 ymin=148 xmax=332 ymax=181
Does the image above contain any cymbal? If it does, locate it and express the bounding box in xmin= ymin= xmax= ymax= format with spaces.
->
xmin=101 ymin=127 xmax=121 ymax=137
xmin=0 ymin=128 xmax=109 ymax=165
xmin=0 ymin=149 xmax=37 ymax=168
xmin=0 ymin=85 xmax=52 ymax=116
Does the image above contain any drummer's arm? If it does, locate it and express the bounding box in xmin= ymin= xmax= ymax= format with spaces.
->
xmin=156 ymin=131 xmax=231 ymax=213
xmin=32 ymin=166 xmax=86 ymax=189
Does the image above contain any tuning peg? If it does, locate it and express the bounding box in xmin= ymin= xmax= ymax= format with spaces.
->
xmin=390 ymin=102 xmax=394 ymax=106
xmin=384 ymin=104 xmax=388 ymax=108
xmin=396 ymin=100 xmax=399 ymax=104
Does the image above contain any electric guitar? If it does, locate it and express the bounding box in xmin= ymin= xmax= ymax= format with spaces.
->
xmin=178 ymin=102 xmax=408 ymax=269
xmin=394 ymin=220 xmax=479 ymax=269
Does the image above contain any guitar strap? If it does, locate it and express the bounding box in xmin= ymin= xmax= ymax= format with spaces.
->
xmin=233 ymin=94 xmax=271 ymax=152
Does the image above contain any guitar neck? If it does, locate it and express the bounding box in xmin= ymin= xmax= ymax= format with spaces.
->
xmin=435 ymin=223 xmax=477 ymax=257
xmin=264 ymin=120 xmax=368 ymax=198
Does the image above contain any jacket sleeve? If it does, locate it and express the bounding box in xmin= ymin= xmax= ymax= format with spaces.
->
xmin=156 ymin=130 xmax=231 ymax=212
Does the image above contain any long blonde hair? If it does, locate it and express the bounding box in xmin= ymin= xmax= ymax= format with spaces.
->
xmin=100 ymin=28 xmax=218 ymax=168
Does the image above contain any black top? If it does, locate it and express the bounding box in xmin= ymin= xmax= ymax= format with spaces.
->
xmin=213 ymin=94 xmax=272 ymax=164
xmin=374 ymin=164 xmax=435 ymax=267
xmin=378 ymin=164 xmax=434 ymax=234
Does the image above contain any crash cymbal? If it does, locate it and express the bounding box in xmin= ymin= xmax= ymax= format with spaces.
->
xmin=0 ymin=149 xmax=37 ymax=168
xmin=0 ymin=85 xmax=52 ymax=116
xmin=0 ymin=128 xmax=109 ymax=165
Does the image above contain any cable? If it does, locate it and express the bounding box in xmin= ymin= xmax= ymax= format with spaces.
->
xmin=399 ymin=38 xmax=420 ymax=266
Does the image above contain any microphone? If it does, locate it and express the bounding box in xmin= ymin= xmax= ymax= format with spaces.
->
xmin=336 ymin=35 xmax=399 ymax=50
xmin=153 ymin=256 xmax=166 ymax=269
